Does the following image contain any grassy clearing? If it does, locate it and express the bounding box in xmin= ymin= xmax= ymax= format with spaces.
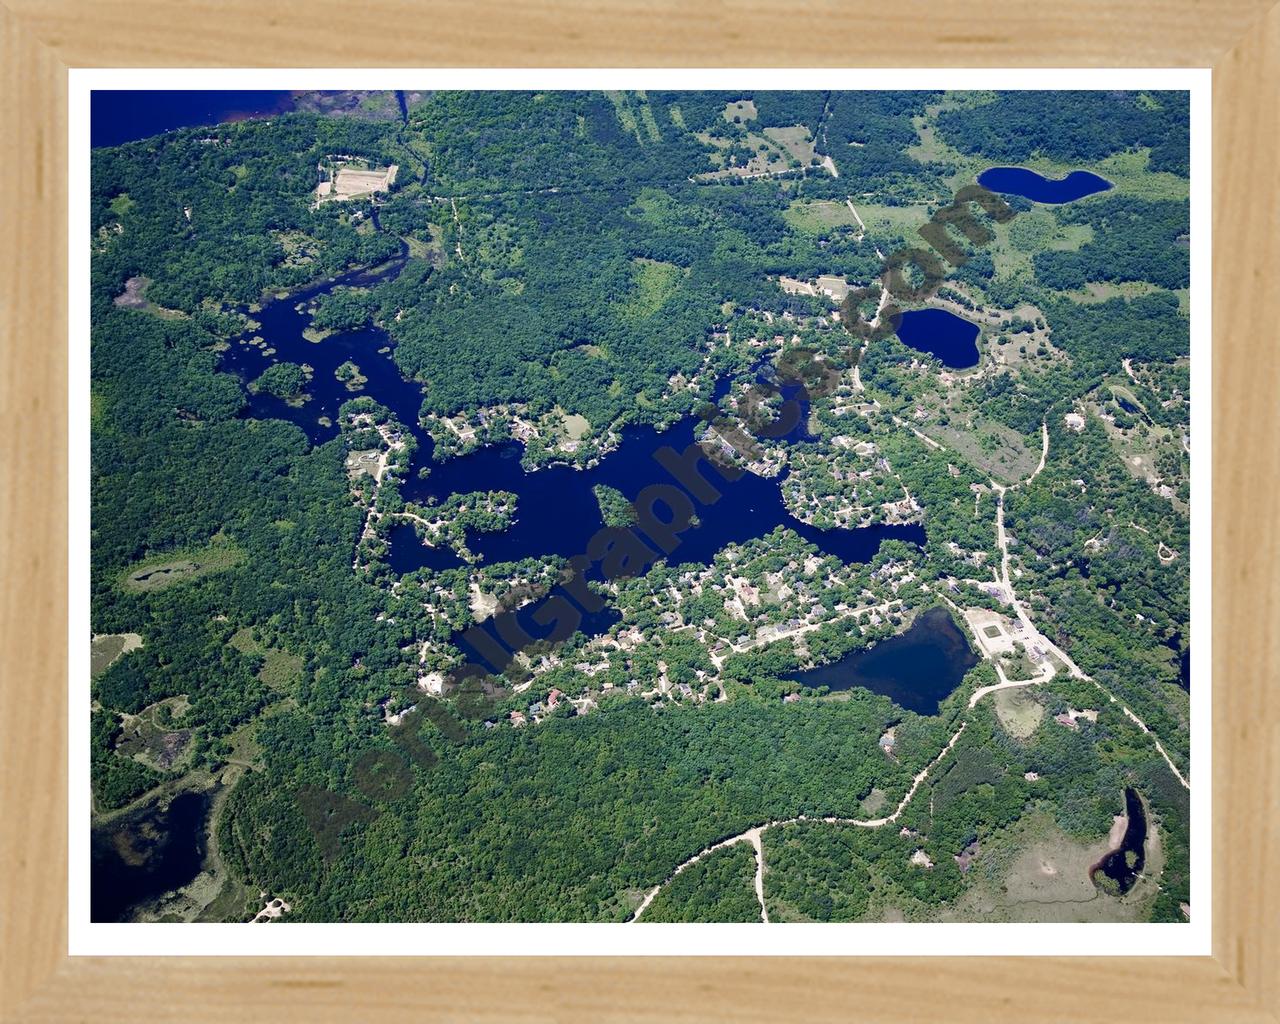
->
xmin=1060 ymin=280 xmax=1171 ymax=305
xmin=722 ymin=99 xmax=758 ymax=123
xmin=1067 ymin=149 xmax=1188 ymax=201
xmin=989 ymin=215 xmax=1092 ymax=280
xmin=228 ymin=627 xmax=264 ymax=655
xmin=91 ymin=632 xmax=143 ymax=678
xmin=918 ymin=408 xmax=1040 ymax=485
xmin=605 ymin=91 xmax=641 ymax=139
xmin=606 ymin=91 xmax=662 ymax=146
xmin=108 ymin=193 xmax=136 ymax=217
xmin=763 ymin=125 xmax=818 ymax=166
xmin=852 ymin=203 xmax=931 ymax=242
xmin=859 ymin=787 xmax=888 ymax=815
xmin=228 ymin=627 xmax=304 ymax=690
xmin=558 ymin=409 xmax=592 ymax=442
xmin=402 ymin=233 xmax=438 ymax=262
xmin=783 ymin=199 xmax=862 ymax=234
xmin=995 ymin=687 xmax=1045 ymax=738
xmin=933 ymin=811 xmax=1157 ymax=923
xmin=259 ymin=650 xmax=304 ymax=689
xmin=119 ymin=538 xmax=246 ymax=593
xmin=634 ymin=91 xmax=663 ymax=143
xmin=619 ymin=257 xmax=685 ymax=319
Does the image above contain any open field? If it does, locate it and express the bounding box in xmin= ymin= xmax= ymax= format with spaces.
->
xmin=1061 ymin=280 xmax=1173 ymax=305
xmin=619 ymin=257 xmax=685 ymax=319
xmin=721 ymin=99 xmax=757 ymax=123
xmin=859 ymin=787 xmax=888 ymax=815
xmin=995 ymin=687 xmax=1044 ymax=739
xmin=228 ymin=627 xmax=304 ymax=690
xmin=119 ymin=538 xmax=246 ymax=593
xmin=922 ymin=417 xmax=1041 ymax=485
xmin=933 ymin=812 xmax=1160 ymax=923
xmin=116 ymin=696 xmax=195 ymax=772
xmin=561 ymin=413 xmax=591 ymax=442
xmin=314 ymin=162 xmax=398 ymax=204
xmin=782 ymin=199 xmax=862 ymax=234
xmin=91 ymin=632 xmax=143 ymax=678
xmin=848 ymin=203 xmax=931 ymax=240
xmin=763 ymin=125 xmax=818 ymax=166
xmin=990 ymin=214 xmax=1093 ymax=280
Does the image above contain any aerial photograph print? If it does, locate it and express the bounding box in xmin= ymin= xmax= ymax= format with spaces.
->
xmin=87 ymin=86 xmax=1194 ymax=930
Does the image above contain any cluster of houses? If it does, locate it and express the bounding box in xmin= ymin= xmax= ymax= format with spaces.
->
xmin=504 ymin=687 xmax=606 ymax=728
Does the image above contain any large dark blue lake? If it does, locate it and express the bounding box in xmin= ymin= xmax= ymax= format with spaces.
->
xmin=217 ymin=255 xmax=928 ymax=668
xmin=895 ymin=308 xmax=981 ymax=369
xmin=977 ymin=166 xmax=1113 ymax=204
xmin=784 ymin=606 xmax=979 ymax=716
xmin=91 ymin=90 xmax=295 ymax=148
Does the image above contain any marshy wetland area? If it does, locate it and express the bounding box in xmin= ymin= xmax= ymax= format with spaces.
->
xmin=90 ymin=88 xmax=1191 ymax=924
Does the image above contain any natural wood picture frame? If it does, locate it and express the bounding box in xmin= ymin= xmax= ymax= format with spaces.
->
xmin=1 ymin=2 xmax=1276 ymax=1019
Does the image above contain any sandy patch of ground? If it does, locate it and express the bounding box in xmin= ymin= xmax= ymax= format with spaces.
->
xmin=1107 ymin=811 xmax=1128 ymax=849
xmin=252 ymin=895 xmax=292 ymax=923
xmin=910 ymin=849 xmax=934 ymax=869
xmin=417 ymin=671 xmax=445 ymax=695
xmin=962 ymin=607 xmax=1019 ymax=658
xmin=315 ymin=163 xmax=397 ymax=204
xmin=469 ymin=583 xmax=499 ymax=622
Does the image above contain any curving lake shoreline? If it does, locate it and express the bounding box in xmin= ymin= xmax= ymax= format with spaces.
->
xmin=978 ymin=166 xmax=1113 ymax=204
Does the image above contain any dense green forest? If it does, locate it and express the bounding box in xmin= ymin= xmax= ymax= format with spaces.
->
xmin=935 ymin=91 xmax=1191 ymax=175
xmin=90 ymin=89 xmax=1192 ymax=925
xmin=639 ymin=843 xmax=761 ymax=923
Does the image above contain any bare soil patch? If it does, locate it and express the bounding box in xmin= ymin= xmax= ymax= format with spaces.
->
xmin=315 ymin=161 xmax=398 ymax=204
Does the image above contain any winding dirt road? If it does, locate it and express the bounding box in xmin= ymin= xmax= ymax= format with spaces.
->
xmin=630 ymin=409 xmax=1188 ymax=922
xmin=986 ymin=421 xmax=1190 ymax=791
xmin=629 ymin=723 xmax=967 ymax=922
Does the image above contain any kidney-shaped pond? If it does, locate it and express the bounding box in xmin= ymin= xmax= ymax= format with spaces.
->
xmin=978 ymin=166 xmax=1113 ymax=204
